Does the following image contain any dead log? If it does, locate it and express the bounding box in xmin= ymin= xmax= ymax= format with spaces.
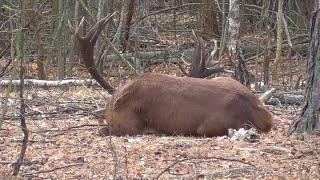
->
xmin=0 ymin=79 xmax=100 ymax=88
xmin=266 ymin=91 xmax=304 ymax=106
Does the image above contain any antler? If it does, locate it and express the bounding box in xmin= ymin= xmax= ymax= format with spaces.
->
xmin=75 ymin=12 xmax=116 ymax=94
xmin=187 ymin=30 xmax=224 ymax=78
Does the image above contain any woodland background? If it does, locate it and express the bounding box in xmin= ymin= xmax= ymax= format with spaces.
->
xmin=0 ymin=0 xmax=319 ymax=179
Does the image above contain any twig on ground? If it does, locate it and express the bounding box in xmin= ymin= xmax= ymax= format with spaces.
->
xmin=196 ymin=167 xmax=275 ymax=178
xmin=20 ymin=163 xmax=85 ymax=176
xmin=0 ymin=79 xmax=101 ymax=87
xmin=155 ymin=156 xmax=255 ymax=179
xmin=0 ymin=161 xmax=13 ymax=165
xmin=108 ymin=134 xmax=118 ymax=179
xmin=36 ymin=124 xmax=104 ymax=133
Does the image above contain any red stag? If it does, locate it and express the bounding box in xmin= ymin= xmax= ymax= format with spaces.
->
xmin=75 ymin=14 xmax=274 ymax=137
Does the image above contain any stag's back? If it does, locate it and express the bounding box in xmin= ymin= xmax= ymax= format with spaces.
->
xmin=106 ymin=73 xmax=273 ymax=136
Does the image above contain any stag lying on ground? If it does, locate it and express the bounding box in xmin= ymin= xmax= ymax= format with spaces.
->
xmin=75 ymin=13 xmax=274 ymax=137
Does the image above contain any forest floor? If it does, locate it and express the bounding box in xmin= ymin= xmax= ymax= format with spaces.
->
xmin=1 ymin=82 xmax=320 ymax=179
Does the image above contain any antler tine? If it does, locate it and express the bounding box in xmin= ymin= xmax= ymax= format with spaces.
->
xmin=191 ymin=30 xmax=197 ymax=40
xmin=194 ymin=30 xmax=206 ymax=69
xmin=188 ymin=30 xmax=225 ymax=78
xmin=189 ymin=30 xmax=206 ymax=77
xmin=198 ymin=36 xmax=206 ymax=70
xmin=201 ymin=65 xmax=225 ymax=78
xmin=191 ymin=30 xmax=199 ymax=47
xmin=74 ymin=13 xmax=116 ymax=94
xmin=88 ymin=12 xmax=117 ymax=44
xmin=208 ymin=39 xmax=218 ymax=64
xmin=75 ymin=17 xmax=85 ymax=38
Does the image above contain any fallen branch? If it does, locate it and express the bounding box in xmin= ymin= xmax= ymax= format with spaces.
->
xmin=92 ymin=108 xmax=106 ymax=119
xmin=155 ymin=156 xmax=255 ymax=179
xmin=21 ymin=163 xmax=85 ymax=176
xmin=196 ymin=167 xmax=274 ymax=178
xmin=102 ymin=48 xmax=195 ymax=63
xmin=0 ymin=161 xmax=13 ymax=165
xmin=36 ymin=124 xmax=105 ymax=133
xmin=0 ymin=79 xmax=100 ymax=88
xmin=267 ymin=91 xmax=304 ymax=106
xmin=259 ymin=88 xmax=276 ymax=103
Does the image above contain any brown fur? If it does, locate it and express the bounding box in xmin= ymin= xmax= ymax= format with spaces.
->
xmin=102 ymin=73 xmax=273 ymax=137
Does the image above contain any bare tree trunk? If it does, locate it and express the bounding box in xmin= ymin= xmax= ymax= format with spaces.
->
xmin=12 ymin=1 xmax=28 ymax=175
xmin=68 ymin=0 xmax=80 ymax=77
xmin=228 ymin=0 xmax=250 ymax=86
xmin=263 ymin=0 xmax=271 ymax=87
xmin=133 ymin=0 xmax=143 ymax=74
xmin=123 ymin=0 xmax=135 ymax=52
xmin=296 ymin=0 xmax=314 ymax=27
xmin=35 ymin=32 xmax=46 ymax=80
xmin=57 ymin=0 xmax=65 ymax=80
xmin=263 ymin=30 xmax=272 ymax=87
xmin=202 ymin=0 xmax=219 ymax=37
xmin=96 ymin=0 xmax=106 ymax=73
xmin=113 ymin=0 xmax=128 ymax=49
xmin=219 ymin=0 xmax=227 ymax=59
xmin=289 ymin=0 xmax=320 ymax=137
xmin=272 ymin=0 xmax=284 ymax=79
xmin=32 ymin=11 xmax=46 ymax=80
xmin=0 ymin=0 xmax=19 ymax=132
xmin=228 ymin=0 xmax=240 ymax=64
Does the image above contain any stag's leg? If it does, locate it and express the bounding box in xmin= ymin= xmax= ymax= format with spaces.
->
xmin=196 ymin=114 xmax=240 ymax=136
xmin=196 ymin=122 xmax=227 ymax=137
xmin=197 ymin=117 xmax=247 ymax=137
xmin=107 ymin=111 xmax=144 ymax=136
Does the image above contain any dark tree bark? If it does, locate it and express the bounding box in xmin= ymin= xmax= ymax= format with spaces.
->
xmin=123 ymin=0 xmax=135 ymax=52
xmin=262 ymin=0 xmax=271 ymax=87
xmin=228 ymin=0 xmax=250 ymax=87
xmin=202 ymin=0 xmax=219 ymax=37
xmin=289 ymin=1 xmax=320 ymax=136
xmin=234 ymin=48 xmax=251 ymax=87
xmin=13 ymin=2 xmax=28 ymax=175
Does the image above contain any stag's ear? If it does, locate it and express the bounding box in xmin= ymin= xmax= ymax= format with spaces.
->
xmin=112 ymin=80 xmax=142 ymax=111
